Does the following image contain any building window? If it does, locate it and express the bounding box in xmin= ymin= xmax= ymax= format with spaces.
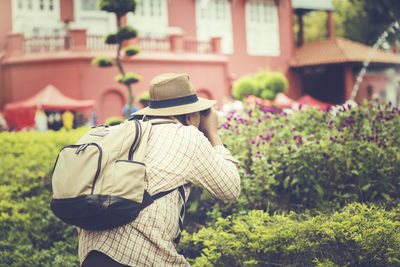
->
xmin=27 ymin=0 xmax=33 ymax=10
xmin=196 ymin=0 xmax=233 ymax=54
xmin=82 ymin=0 xmax=98 ymax=11
xmin=39 ymin=0 xmax=44 ymax=10
xmin=245 ymin=0 xmax=280 ymax=56
xmin=17 ymin=0 xmax=23 ymax=10
xmin=127 ymin=0 xmax=168 ymax=38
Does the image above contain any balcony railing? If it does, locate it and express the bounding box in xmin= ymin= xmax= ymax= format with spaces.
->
xmin=7 ymin=29 xmax=221 ymax=56
xmin=184 ymin=37 xmax=212 ymax=53
xmin=23 ymin=35 xmax=71 ymax=53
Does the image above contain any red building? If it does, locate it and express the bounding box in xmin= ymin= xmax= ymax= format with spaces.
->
xmin=1 ymin=0 xmax=399 ymax=127
xmin=0 ymin=0 xmax=296 ymax=124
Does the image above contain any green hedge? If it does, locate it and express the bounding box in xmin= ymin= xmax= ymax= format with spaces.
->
xmin=0 ymin=129 xmax=87 ymax=267
xmin=1 ymin=103 xmax=400 ymax=266
xmin=179 ymin=203 xmax=400 ymax=267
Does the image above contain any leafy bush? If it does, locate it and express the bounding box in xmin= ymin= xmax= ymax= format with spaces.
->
xmin=105 ymin=116 xmax=125 ymax=126
xmin=124 ymin=45 xmax=141 ymax=56
xmin=0 ymin=129 xmax=87 ymax=266
xmin=116 ymin=26 xmax=138 ymax=41
xmin=179 ymin=203 xmax=400 ymax=267
xmin=232 ymin=75 xmax=257 ymax=100
xmin=98 ymin=0 xmax=137 ymax=18
xmin=115 ymin=72 xmax=141 ymax=85
xmin=185 ymin=101 xmax=400 ymax=226
xmin=232 ymin=71 xmax=288 ymax=101
xmin=91 ymin=56 xmax=115 ymax=67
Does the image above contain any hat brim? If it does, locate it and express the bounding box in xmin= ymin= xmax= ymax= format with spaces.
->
xmin=132 ymin=97 xmax=217 ymax=116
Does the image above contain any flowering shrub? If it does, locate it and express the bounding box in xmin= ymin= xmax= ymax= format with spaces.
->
xmin=179 ymin=203 xmax=400 ymax=267
xmin=185 ymin=101 xmax=400 ymax=226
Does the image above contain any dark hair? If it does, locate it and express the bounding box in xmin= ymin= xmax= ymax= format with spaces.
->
xmin=173 ymin=114 xmax=188 ymax=125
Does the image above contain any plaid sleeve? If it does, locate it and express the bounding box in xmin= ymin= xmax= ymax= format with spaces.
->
xmin=187 ymin=129 xmax=241 ymax=200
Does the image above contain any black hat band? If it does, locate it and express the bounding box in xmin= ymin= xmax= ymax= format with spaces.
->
xmin=149 ymin=94 xmax=198 ymax=109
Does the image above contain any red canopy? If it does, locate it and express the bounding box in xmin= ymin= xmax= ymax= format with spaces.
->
xmin=4 ymin=85 xmax=95 ymax=130
xmin=296 ymin=94 xmax=333 ymax=110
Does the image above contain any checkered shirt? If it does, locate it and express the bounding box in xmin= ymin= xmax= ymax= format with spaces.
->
xmin=78 ymin=122 xmax=240 ymax=266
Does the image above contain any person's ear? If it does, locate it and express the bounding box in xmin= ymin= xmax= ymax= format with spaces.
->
xmin=184 ymin=114 xmax=191 ymax=126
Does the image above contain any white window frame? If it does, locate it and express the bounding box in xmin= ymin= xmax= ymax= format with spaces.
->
xmin=72 ymin=0 xmax=116 ymax=35
xmin=245 ymin=0 xmax=280 ymax=56
xmin=195 ymin=0 xmax=234 ymax=54
xmin=126 ymin=0 xmax=169 ymax=38
xmin=12 ymin=0 xmax=62 ymax=37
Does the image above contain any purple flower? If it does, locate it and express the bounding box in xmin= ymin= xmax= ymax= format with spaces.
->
xmin=293 ymin=136 xmax=298 ymax=140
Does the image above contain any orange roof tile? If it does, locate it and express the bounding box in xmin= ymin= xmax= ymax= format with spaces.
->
xmin=291 ymin=37 xmax=400 ymax=67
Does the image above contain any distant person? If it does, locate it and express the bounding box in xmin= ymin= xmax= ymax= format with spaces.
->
xmin=35 ymin=109 xmax=48 ymax=132
xmin=0 ymin=112 xmax=8 ymax=131
xmin=79 ymin=73 xmax=241 ymax=267
xmin=62 ymin=111 xmax=74 ymax=130
xmin=122 ymin=102 xmax=138 ymax=118
xmin=53 ymin=112 xmax=63 ymax=131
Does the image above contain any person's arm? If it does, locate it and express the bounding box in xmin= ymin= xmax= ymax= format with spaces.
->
xmin=187 ymin=109 xmax=240 ymax=200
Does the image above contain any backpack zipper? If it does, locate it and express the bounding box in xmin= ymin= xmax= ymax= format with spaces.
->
xmin=51 ymin=143 xmax=102 ymax=195
xmin=128 ymin=120 xmax=142 ymax=160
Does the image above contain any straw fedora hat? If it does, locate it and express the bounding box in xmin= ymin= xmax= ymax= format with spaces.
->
xmin=133 ymin=73 xmax=216 ymax=116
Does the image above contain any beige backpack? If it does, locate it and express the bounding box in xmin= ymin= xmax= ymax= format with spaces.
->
xmin=50 ymin=118 xmax=183 ymax=231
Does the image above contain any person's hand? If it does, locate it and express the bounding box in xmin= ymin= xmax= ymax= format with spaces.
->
xmin=199 ymin=108 xmax=223 ymax=146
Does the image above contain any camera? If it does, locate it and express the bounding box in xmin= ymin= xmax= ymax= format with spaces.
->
xmin=200 ymin=109 xmax=210 ymax=116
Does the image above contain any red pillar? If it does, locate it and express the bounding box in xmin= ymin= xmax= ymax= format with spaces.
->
xmin=211 ymin=37 xmax=221 ymax=54
xmin=6 ymin=33 xmax=24 ymax=56
xmin=70 ymin=28 xmax=87 ymax=51
xmin=169 ymin=33 xmax=184 ymax=53
xmin=60 ymin=0 xmax=74 ymax=22
xmin=327 ymin=10 xmax=335 ymax=39
xmin=344 ymin=66 xmax=354 ymax=100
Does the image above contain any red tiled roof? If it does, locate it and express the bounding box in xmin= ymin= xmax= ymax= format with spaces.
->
xmin=291 ymin=37 xmax=400 ymax=67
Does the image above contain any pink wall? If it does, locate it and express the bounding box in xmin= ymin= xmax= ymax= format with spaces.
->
xmin=168 ymin=0 xmax=197 ymax=37
xmin=3 ymin=51 xmax=228 ymax=123
xmin=0 ymin=0 xmax=12 ymax=50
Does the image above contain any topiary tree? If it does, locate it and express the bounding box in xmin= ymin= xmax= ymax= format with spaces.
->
xmin=91 ymin=0 xmax=142 ymax=118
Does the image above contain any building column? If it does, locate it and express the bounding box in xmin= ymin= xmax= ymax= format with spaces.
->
xmin=344 ymin=66 xmax=354 ymax=101
xmin=211 ymin=37 xmax=221 ymax=54
xmin=6 ymin=33 xmax=24 ymax=56
xmin=327 ymin=10 xmax=335 ymax=39
xmin=169 ymin=33 xmax=184 ymax=53
xmin=70 ymin=28 xmax=87 ymax=51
